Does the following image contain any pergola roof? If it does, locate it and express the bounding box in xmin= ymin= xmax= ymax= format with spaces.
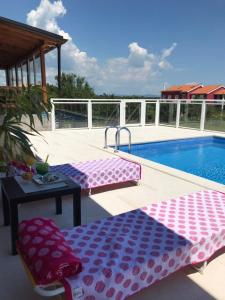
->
xmin=0 ymin=16 xmax=67 ymax=69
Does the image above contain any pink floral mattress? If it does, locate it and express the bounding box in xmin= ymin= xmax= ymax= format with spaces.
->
xmin=61 ymin=190 xmax=225 ymax=300
xmin=51 ymin=158 xmax=141 ymax=190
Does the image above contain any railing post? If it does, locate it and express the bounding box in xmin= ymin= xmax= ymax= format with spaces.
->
xmin=88 ymin=100 xmax=92 ymax=129
xmin=120 ymin=100 xmax=126 ymax=126
xmin=51 ymin=100 xmax=55 ymax=131
xmin=200 ymin=100 xmax=206 ymax=131
xmin=176 ymin=100 xmax=181 ymax=128
xmin=141 ymin=100 xmax=146 ymax=126
xmin=155 ymin=99 xmax=160 ymax=126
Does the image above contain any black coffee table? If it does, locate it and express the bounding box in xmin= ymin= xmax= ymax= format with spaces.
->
xmin=1 ymin=176 xmax=81 ymax=255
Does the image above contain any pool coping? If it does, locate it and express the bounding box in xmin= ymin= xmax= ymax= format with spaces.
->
xmin=115 ymin=134 xmax=225 ymax=148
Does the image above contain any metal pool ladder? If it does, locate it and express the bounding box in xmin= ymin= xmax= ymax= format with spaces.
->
xmin=104 ymin=126 xmax=120 ymax=149
xmin=115 ymin=126 xmax=131 ymax=153
xmin=104 ymin=126 xmax=132 ymax=152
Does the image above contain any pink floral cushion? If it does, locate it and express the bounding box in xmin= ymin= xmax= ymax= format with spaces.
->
xmin=17 ymin=218 xmax=82 ymax=285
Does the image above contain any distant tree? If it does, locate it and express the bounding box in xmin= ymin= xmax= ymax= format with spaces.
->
xmin=97 ymin=93 xmax=116 ymax=99
xmin=47 ymin=73 xmax=96 ymax=99
xmin=59 ymin=73 xmax=95 ymax=98
xmin=46 ymin=72 xmax=159 ymax=100
xmin=47 ymin=83 xmax=58 ymax=100
xmin=96 ymin=93 xmax=160 ymax=99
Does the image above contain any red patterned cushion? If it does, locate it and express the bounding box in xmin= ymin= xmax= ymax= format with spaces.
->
xmin=17 ymin=218 xmax=82 ymax=285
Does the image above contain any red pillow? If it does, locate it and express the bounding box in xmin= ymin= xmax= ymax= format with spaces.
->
xmin=17 ymin=218 xmax=82 ymax=285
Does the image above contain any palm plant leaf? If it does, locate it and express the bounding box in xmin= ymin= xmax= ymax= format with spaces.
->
xmin=0 ymin=86 xmax=48 ymax=166
xmin=0 ymin=119 xmax=33 ymax=161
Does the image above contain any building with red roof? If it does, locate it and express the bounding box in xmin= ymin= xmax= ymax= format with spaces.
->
xmin=161 ymin=84 xmax=202 ymax=99
xmin=161 ymin=84 xmax=225 ymax=100
xmin=209 ymin=87 xmax=225 ymax=100
xmin=190 ymin=85 xmax=224 ymax=100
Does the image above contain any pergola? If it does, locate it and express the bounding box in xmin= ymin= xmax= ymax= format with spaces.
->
xmin=0 ymin=16 xmax=67 ymax=100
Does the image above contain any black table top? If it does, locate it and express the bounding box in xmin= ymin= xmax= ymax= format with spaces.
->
xmin=1 ymin=176 xmax=81 ymax=202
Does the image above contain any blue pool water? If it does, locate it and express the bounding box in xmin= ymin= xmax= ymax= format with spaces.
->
xmin=119 ymin=136 xmax=225 ymax=185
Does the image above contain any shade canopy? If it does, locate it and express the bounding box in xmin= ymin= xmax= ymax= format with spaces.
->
xmin=0 ymin=16 xmax=67 ymax=69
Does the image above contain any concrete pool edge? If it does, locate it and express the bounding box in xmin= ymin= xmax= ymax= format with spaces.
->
xmin=104 ymin=144 xmax=225 ymax=194
xmin=112 ymin=134 xmax=224 ymax=148
xmin=126 ymin=152 xmax=225 ymax=192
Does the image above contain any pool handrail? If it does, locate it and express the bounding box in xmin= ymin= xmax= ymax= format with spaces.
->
xmin=115 ymin=126 xmax=131 ymax=152
xmin=104 ymin=125 xmax=120 ymax=148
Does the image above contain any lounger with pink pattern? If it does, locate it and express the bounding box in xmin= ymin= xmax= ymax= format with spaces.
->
xmin=19 ymin=190 xmax=225 ymax=300
xmin=50 ymin=157 xmax=141 ymax=194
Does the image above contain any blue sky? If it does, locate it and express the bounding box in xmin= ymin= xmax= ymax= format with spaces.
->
xmin=1 ymin=0 xmax=225 ymax=95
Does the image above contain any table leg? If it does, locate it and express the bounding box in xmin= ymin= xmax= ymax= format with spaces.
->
xmin=73 ymin=189 xmax=81 ymax=227
xmin=55 ymin=196 xmax=62 ymax=215
xmin=1 ymin=187 xmax=10 ymax=226
xmin=10 ymin=201 xmax=18 ymax=255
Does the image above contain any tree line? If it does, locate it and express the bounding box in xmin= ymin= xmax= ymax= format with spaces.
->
xmin=47 ymin=73 xmax=159 ymax=99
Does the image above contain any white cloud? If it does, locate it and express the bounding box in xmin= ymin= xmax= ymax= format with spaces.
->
xmin=27 ymin=0 xmax=99 ymax=82
xmin=27 ymin=0 xmax=69 ymax=39
xmin=98 ymin=42 xmax=177 ymax=94
xmin=161 ymin=43 xmax=177 ymax=59
xmin=27 ymin=0 xmax=177 ymax=95
xmin=158 ymin=43 xmax=177 ymax=70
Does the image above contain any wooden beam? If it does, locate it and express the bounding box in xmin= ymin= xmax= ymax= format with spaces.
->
xmin=20 ymin=64 xmax=23 ymax=86
xmin=0 ymin=40 xmax=33 ymax=52
xmin=0 ymin=17 xmax=67 ymax=71
xmin=0 ymin=40 xmax=57 ymax=69
xmin=7 ymin=42 xmax=44 ymax=69
xmin=5 ymin=69 xmax=10 ymax=86
xmin=0 ymin=45 xmax=25 ymax=57
xmin=33 ymin=54 xmax=37 ymax=85
xmin=0 ymin=49 xmax=15 ymax=59
xmin=0 ymin=22 xmax=65 ymax=45
xmin=15 ymin=66 xmax=18 ymax=87
xmin=57 ymin=45 xmax=61 ymax=94
xmin=26 ymin=60 xmax=30 ymax=86
xmin=0 ymin=32 xmax=40 ymax=46
xmin=40 ymin=48 xmax=46 ymax=87
xmin=40 ymin=47 xmax=47 ymax=103
xmin=0 ymin=24 xmax=46 ymax=43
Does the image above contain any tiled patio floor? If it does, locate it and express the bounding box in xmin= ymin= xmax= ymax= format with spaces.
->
xmin=1 ymin=126 xmax=225 ymax=300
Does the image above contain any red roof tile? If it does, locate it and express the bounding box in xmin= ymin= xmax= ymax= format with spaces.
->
xmin=190 ymin=85 xmax=223 ymax=95
xmin=162 ymin=84 xmax=202 ymax=93
xmin=214 ymin=87 xmax=225 ymax=95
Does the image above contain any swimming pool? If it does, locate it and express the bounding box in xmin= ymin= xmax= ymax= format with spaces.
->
xmin=119 ymin=136 xmax=225 ymax=185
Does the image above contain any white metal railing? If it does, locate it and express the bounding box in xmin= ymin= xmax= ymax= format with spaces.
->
xmin=50 ymin=98 xmax=225 ymax=133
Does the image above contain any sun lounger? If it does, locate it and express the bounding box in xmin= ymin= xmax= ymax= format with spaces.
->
xmin=50 ymin=157 xmax=141 ymax=194
xmin=18 ymin=189 xmax=225 ymax=300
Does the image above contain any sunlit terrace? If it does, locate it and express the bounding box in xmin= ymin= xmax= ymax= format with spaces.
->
xmin=1 ymin=118 xmax=225 ymax=299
